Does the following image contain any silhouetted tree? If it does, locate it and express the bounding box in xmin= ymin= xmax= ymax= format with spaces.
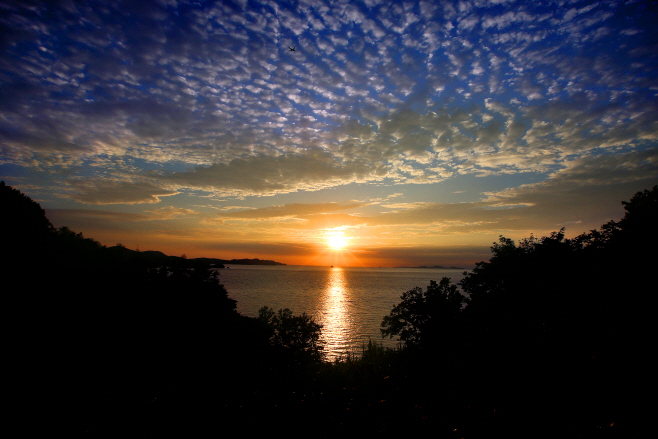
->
xmin=0 ymin=181 xmax=53 ymax=233
xmin=258 ymin=306 xmax=324 ymax=363
xmin=1 ymin=181 xmax=55 ymax=264
xmin=0 ymin=182 xmax=256 ymax=434
xmin=381 ymin=277 xmax=466 ymax=350
xmin=5 ymin=181 xmax=653 ymax=435
xmin=454 ymin=186 xmax=658 ymax=434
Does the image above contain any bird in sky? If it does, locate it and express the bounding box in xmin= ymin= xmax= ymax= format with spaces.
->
xmin=288 ymin=46 xmax=295 ymax=51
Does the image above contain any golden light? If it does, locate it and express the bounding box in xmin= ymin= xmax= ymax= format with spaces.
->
xmin=327 ymin=233 xmax=348 ymax=250
xmin=320 ymin=267 xmax=352 ymax=361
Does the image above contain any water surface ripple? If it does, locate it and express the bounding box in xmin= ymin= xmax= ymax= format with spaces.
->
xmin=217 ymin=265 xmax=467 ymax=361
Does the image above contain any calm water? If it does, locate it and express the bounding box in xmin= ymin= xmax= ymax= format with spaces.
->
xmin=217 ymin=265 xmax=467 ymax=361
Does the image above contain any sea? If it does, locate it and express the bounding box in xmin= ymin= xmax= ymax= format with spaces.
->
xmin=216 ymin=265 xmax=468 ymax=361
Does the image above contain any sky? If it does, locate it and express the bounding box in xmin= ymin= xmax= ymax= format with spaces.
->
xmin=1 ymin=0 xmax=657 ymax=267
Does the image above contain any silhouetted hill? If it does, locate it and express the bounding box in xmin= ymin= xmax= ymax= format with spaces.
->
xmin=104 ymin=246 xmax=286 ymax=268
xmin=220 ymin=257 xmax=286 ymax=266
xmin=1 ymin=180 xmax=55 ymax=265
xmin=4 ymin=180 xmax=652 ymax=436
xmin=0 ymin=181 xmax=286 ymax=270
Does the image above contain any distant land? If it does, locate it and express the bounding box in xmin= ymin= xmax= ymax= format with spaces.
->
xmin=108 ymin=246 xmax=286 ymax=268
xmin=395 ymin=265 xmax=463 ymax=269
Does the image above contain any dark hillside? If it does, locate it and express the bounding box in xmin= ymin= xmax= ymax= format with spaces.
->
xmin=3 ymin=181 xmax=652 ymax=437
xmin=1 ymin=181 xmax=54 ymax=265
xmin=0 ymin=182 xmax=266 ymax=434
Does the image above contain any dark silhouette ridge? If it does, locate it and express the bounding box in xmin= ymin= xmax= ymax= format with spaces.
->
xmin=103 ymin=245 xmax=286 ymax=268
xmin=0 ymin=180 xmax=54 ymax=264
xmin=0 ymin=182 xmax=256 ymax=434
xmin=3 ymin=181 xmax=652 ymax=436
xmin=380 ymin=185 xmax=656 ymax=437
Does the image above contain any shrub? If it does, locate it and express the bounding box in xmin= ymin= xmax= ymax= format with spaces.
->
xmin=258 ymin=306 xmax=324 ymax=363
xmin=380 ymin=277 xmax=466 ymax=349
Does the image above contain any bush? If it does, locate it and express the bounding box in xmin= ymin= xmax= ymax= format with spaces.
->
xmin=258 ymin=306 xmax=324 ymax=363
xmin=380 ymin=277 xmax=466 ymax=350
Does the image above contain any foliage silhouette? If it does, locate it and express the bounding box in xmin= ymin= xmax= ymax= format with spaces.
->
xmin=258 ymin=306 xmax=324 ymax=364
xmin=3 ymin=181 xmax=654 ymax=436
xmin=454 ymin=186 xmax=657 ymax=435
xmin=374 ymin=186 xmax=656 ymax=436
xmin=380 ymin=277 xmax=466 ymax=349
xmin=0 ymin=182 xmax=254 ymax=434
xmin=1 ymin=180 xmax=55 ymax=266
xmin=0 ymin=181 xmax=53 ymax=234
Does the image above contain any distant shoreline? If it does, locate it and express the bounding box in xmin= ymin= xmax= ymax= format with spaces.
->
xmin=107 ymin=246 xmax=287 ymax=267
xmin=394 ymin=265 xmax=463 ymax=270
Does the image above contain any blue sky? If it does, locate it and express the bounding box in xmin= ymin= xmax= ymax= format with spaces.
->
xmin=1 ymin=0 xmax=657 ymax=266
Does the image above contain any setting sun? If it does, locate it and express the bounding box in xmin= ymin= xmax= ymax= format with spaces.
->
xmin=328 ymin=234 xmax=347 ymax=250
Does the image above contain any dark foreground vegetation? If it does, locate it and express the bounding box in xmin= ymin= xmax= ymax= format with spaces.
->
xmin=2 ymin=181 xmax=654 ymax=437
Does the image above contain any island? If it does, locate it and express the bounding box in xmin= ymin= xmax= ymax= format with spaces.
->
xmin=105 ymin=246 xmax=286 ymax=268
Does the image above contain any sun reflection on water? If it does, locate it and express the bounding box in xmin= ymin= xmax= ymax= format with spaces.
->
xmin=320 ymin=267 xmax=353 ymax=361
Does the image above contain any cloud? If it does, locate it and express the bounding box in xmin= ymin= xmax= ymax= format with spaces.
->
xmin=143 ymin=207 xmax=200 ymax=220
xmin=70 ymin=180 xmax=178 ymax=205
xmin=1 ymin=0 xmax=656 ymax=261
xmin=291 ymin=149 xmax=658 ymax=236
xmin=47 ymin=209 xmax=151 ymax=224
xmin=354 ymin=244 xmax=492 ymax=267
xmin=195 ymin=148 xmax=656 ymax=241
xmin=198 ymin=239 xmax=320 ymax=258
xmin=45 ymin=205 xmax=200 ymax=235
xmin=216 ymin=201 xmax=371 ymax=219
xmin=162 ymin=150 xmax=383 ymax=196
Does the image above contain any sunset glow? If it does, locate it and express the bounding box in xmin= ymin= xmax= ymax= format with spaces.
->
xmin=327 ymin=234 xmax=348 ymax=250
xmin=320 ymin=267 xmax=351 ymax=361
xmin=1 ymin=1 xmax=656 ymax=268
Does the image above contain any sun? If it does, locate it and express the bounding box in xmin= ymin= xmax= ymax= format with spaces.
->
xmin=327 ymin=234 xmax=348 ymax=250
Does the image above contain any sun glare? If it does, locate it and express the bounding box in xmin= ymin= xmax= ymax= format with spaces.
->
xmin=328 ymin=234 xmax=347 ymax=250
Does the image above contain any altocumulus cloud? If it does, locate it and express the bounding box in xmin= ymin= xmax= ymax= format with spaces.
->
xmin=69 ymin=180 xmax=178 ymax=205
xmin=214 ymin=201 xmax=371 ymax=220
xmin=207 ymin=148 xmax=658 ymax=236
xmin=0 ymin=0 xmax=656 ymax=262
xmin=162 ymin=149 xmax=382 ymax=196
